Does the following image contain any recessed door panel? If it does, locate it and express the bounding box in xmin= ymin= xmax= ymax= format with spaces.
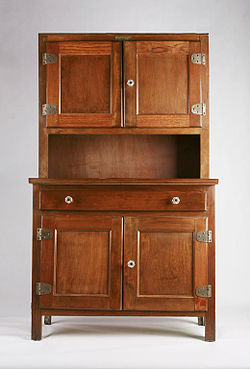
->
xmin=124 ymin=216 xmax=209 ymax=311
xmin=44 ymin=41 xmax=122 ymax=127
xmin=39 ymin=215 xmax=122 ymax=309
xmin=124 ymin=41 xmax=203 ymax=128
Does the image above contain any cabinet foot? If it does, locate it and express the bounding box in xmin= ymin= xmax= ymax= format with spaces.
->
xmin=31 ymin=310 xmax=42 ymax=340
xmin=205 ymin=313 xmax=215 ymax=341
xmin=44 ymin=316 xmax=52 ymax=325
xmin=198 ymin=317 xmax=205 ymax=326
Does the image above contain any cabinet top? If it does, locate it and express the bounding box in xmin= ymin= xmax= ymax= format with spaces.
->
xmin=29 ymin=178 xmax=218 ymax=186
xmin=39 ymin=33 xmax=208 ymax=42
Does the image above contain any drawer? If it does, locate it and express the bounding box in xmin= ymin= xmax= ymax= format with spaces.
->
xmin=39 ymin=188 xmax=207 ymax=211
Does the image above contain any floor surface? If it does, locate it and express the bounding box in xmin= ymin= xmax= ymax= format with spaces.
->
xmin=0 ymin=308 xmax=250 ymax=369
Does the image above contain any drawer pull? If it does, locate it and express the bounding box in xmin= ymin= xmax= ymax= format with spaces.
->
xmin=127 ymin=79 xmax=135 ymax=87
xmin=65 ymin=195 xmax=73 ymax=204
xmin=127 ymin=260 xmax=136 ymax=268
xmin=171 ymin=196 xmax=180 ymax=205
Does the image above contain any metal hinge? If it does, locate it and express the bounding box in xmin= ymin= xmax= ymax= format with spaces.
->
xmin=191 ymin=53 xmax=206 ymax=65
xmin=196 ymin=230 xmax=212 ymax=243
xmin=42 ymin=104 xmax=57 ymax=116
xmin=191 ymin=103 xmax=206 ymax=116
xmin=196 ymin=284 xmax=212 ymax=298
xmin=42 ymin=53 xmax=57 ymax=65
xmin=37 ymin=228 xmax=53 ymax=241
xmin=36 ymin=282 xmax=52 ymax=296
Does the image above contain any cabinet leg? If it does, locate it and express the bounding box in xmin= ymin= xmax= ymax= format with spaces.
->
xmin=205 ymin=309 xmax=215 ymax=341
xmin=32 ymin=309 xmax=42 ymax=340
xmin=44 ymin=316 xmax=52 ymax=325
xmin=198 ymin=317 xmax=205 ymax=326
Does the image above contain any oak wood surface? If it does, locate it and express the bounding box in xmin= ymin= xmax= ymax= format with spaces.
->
xmin=123 ymin=216 xmax=209 ymax=311
xmin=48 ymin=135 xmax=200 ymax=179
xmin=34 ymin=33 xmax=215 ymax=341
xmin=124 ymin=41 xmax=203 ymax=128
xmin=29 ymin=178 xmax=218 ymax=185
xmin=39 ymin=215 xmax=122 ymax=310
xmin=45 ymin=41 xmax=122 ymax=128
xmin=39 ymin=188 xmax=207 ymax=211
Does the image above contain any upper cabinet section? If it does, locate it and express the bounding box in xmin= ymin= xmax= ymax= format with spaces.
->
xmin=124 ymin=41 xmax=204 ymax=128
xmin=43 ymin=41 xmax=122 ymax=127
xmin=41 ymin=36 xmax=207 ymax=129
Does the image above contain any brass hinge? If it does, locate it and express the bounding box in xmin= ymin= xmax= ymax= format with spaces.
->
xmin=196 ymin=284 xmax=212 ymax=298
xmin=191 ymin=53 xmax=206 ymax=65
xmin=191 ymin=103 xmax=206 ymax=116
xmin=115 ymin=35 xmax=132 ymax=41
xmin=196 ymin=230 xmax=212 ymax=243
xmin=42 ymin=104 xmax=57 ymax=116
xmin=42 ymin=53 xmax=57 ymax=65
xmin=37 ymin=228 xmax=53 ymax=241
xmin=36 ymin=282 xmax=52 ymax=296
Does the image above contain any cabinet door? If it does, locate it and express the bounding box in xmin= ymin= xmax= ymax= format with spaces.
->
xmin=44 ymin=41 xmax=122 ymax=127
xmin=124 ymin=41 xmax=202 ymax=128
xmin=124 ymin=216 xmax=209 ymax=311
xmin=39 ymin=215 xmax=122 ymax=309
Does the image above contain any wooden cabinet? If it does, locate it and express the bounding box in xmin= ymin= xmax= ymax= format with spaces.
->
xmin=30 ymin=33 xmax=217 ymax=341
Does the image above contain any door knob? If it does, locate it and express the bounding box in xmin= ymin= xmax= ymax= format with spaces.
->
xmin=171 ymin=196 xmax=180 ymax=205
xmin=127 ymin=79 xmax=135 ymax=87
xmin=127 ymin=260 xmax=136 ymax=268
xmin=65 ymin=195 xmax=73 ymax=204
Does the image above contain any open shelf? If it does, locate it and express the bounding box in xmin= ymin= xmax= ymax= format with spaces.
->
xmin=48 ymin=135 xmax=200 ymax=179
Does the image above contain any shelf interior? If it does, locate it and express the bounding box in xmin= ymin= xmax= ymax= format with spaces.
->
xmin=48 ymin=134 xmax=200 ymax=179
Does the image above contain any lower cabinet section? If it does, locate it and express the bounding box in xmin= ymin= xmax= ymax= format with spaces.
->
xmin=39 ymin=214 xmax=209 ymax=312
xmin=31 ymin=181 xmax=216 ymax=341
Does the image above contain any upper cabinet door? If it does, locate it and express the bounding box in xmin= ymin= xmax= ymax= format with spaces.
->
xmin=43 ymin=41 xmax=122 ymax=127
xmin=124 ymin=41 xmax=204 ymax=128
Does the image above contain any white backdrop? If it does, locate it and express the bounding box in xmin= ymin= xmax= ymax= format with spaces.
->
xmin=0 ymin=0 xmax=249 ymax=318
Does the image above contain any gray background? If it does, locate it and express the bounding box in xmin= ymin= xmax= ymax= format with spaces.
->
xmin=0 ymin=0 xmax=249 ymax=317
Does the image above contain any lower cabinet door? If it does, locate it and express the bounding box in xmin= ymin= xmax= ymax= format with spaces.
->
xmin=124 ymin=216 xmax=209 ymax=311
xmin=39 ymin=215 xmax=122 ymax=309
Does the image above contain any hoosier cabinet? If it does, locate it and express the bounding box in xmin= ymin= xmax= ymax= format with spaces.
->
xmin=29 ymin=33 xmax=218 ymax=341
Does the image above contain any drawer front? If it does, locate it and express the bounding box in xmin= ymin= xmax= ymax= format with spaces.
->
xmin=39 ymin=188 xmax=207 ymax=211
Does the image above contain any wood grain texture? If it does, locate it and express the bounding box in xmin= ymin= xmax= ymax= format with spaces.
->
xmin=55 ymin=230 xmax=110 ymax=295
xmin=124 ymin=216 xmax=197 ymax=311
xmin=31 ymin=185 xmax=42 ymax=340
xmin=136 ymin=41 xmax=189 ymax=55
xmin=39 ymin=188 xmax=207 ymax=211
xmin=43 ymin=33 xmax=202 ymax=42
xmin=61 ymin=55 xmax=110 ymax=113
xmin=137 ymin=54 xmax=188 ymax=114
xmin=200 ymin=35 xmax=209 ymax=177
xmin=39 ymin=215 xmax=122 ymax=310
xmin=139 ymin=232 xmax=193 ymax=295
xmin=29 ymin=178 xmax=219 ymax=186
xmin=205 ymin=186 xmax=216 ymax=341
xmin=48 ymin=135 xmax=200 ymax=179
xmin=194 ymin=217 xmax=209 ymax=311
xmin=45 ymin=41 xmax=122 ymax=128
xmin=123 ymin=41 xmax=203 ymax=128
xmin=40 ymin=309 xmax=205 ymax=316
xmin=39 ymin=35 xmax=48 ymax=177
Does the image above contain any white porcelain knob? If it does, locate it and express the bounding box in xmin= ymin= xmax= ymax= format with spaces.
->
xmin=127 ymin=260 xmax=136 ymax=268
xmin=65 ymin=196 xmax=73 ymax=204
xmin=171 ymin=196 xmax=180 ymax=205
